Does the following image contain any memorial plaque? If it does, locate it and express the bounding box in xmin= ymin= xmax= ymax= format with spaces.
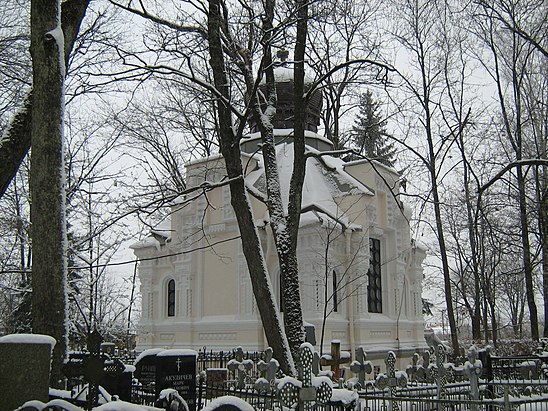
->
xmin=101 ymin=342 xmax=116 ymax=356
xmin=156 ymin=349 xmax=198 ymax=411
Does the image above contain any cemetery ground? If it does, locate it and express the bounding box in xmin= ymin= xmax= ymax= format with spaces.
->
xmin=2 ymin=332 xmax=548 ymax=411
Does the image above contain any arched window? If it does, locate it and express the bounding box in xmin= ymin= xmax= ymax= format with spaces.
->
xmin=167 ymin=279 xmax=176 ymax=317
xmin=367 ymin=238 xmax=382 ymax=313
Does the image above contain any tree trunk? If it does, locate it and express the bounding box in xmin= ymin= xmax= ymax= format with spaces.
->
xmin=207 ymin=0 xmax=295 ymax=375
xmin=516 ymin=165 xmax=539 ymax=340
xmin=30 ymin=0 xmax=67 ymax=388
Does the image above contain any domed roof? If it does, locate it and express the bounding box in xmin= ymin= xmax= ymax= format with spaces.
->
xmin=250 ymin=51 xmax=322 ymax=133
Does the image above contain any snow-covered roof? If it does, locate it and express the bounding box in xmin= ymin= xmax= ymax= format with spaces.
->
xmin=246 ymin=142 xmax=373 ymax=230
xmin=243 ymin=129 xmax=332 ymax=146
xmin=258 ymin=66 xmax=316 ymax=84
xmin=130 ymin=218 xmax=172 ymax=250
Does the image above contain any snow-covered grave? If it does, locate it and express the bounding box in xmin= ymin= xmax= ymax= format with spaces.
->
xmin=0 ymin=333 xmax=56 ymax=411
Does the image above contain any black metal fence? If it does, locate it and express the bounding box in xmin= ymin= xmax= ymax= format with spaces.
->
xmin=63 ymin=346 xmax=548 ymax=410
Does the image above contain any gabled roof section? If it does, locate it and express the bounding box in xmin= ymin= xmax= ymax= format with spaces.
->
xmin=246 ymin=143 xmax=373 ymax=229
xmin=130 ymin=218 xmax=172 ymax=250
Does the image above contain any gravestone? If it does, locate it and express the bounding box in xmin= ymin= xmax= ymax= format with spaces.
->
xmin=63 ymin=329 xmax=125 ymax=411
xmin=375 ymin=351 xmax=407 ymax=411
xmin=463 ymin=345 xmax=482 ymax=411
xmin=206 ymin=368 xmax=228 ymax=399
xmin=429 ymin=344 xmax=448 ymax=409
xmin=156 ymin=349 xmax=198 ymax=411
xmin=134 ymin=348 xmax=164 ymax=387
xmin=0 ymin=333 xmax=56 ymax=411
xmin=101 ymin=342 xmax=116 ymax=356
xmin=350 ymin=346 xmax=373 ymax=388
xmin=304 ymin=322 xmax=316 ymax=346
xmin=277 ymin=343 xmax=332 ymax=411
xmin=227 ymin=347 xmax=253 ymax=389
xmin=101 ymin=364 xmax=134 ymax=402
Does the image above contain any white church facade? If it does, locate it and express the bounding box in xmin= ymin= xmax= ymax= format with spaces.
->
xmin=131 ymin=68 xmax=427 ymax=363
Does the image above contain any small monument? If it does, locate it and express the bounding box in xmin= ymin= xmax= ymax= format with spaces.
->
xmin=0 ymin=333 xmax=56 ymax=411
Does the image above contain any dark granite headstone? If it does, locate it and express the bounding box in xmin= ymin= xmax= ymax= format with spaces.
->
xmin=304 ymin=323 xmax=316 ymax=346
xmin=0 ymin=334 xmax=55 ymax=411
xmin=156 ymin=349 xmax=197 ymax=411
xmin=101 ymin=364 xmax=134 ymax=401
xmin=134 ymin=348 xmax=164 ymax=388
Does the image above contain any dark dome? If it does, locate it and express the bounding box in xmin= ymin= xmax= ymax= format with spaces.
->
xmin=250 ymin=66 xmax=323 ymax=133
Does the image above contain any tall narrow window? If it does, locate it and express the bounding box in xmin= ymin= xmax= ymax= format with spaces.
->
xmin=367 ymin=238 xmax=382 ymax=313
xmin=167 ymin=279 xmax=176 ymax=317
xmin=332 ymin=270 xmax=338 ymax=312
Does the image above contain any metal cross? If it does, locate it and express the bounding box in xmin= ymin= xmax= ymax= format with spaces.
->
xmin=62 ymin=329 xmax=125 ymax=411
xmin=320 ymin=340 xmax=351 ymax=380
xmin=350 ymin=346 xmax=373 ymax=388
xmin=277 ymin=344 xmax=332 ymax=411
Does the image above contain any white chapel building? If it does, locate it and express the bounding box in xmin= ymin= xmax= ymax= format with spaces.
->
xmin=131 ymin=67 xmax=427 ymax=363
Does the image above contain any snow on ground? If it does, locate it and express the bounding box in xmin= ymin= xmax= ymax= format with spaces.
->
xmin=201 ymin=396 xmax=255 ymax=411
xmin=17 ymin=399 xmax=83 ymax=411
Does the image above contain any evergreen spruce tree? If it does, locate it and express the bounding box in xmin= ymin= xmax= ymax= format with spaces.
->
xmin=350 ymin=91 xmax=397 ymax=167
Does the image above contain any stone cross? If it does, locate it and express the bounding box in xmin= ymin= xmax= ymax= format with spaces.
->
xmin=277 ymin=344 xmax=332 ymax=411
xmin=406 ymin=352 xmax=420 ymax=383
xmin=350 ymin=346 xmax=373 ymax=388
xmin=255 ymin=347 xmax=279 ymax=394
xmin=429 ymin=344 xmax=448 ymax=408
xmin=227 ymin=347 xmax=253 ymax=389
xmin=257 ymin=347 xmax=278 ymax=382
xmin=320 ymin=340 xmax=351 ymax=380
xmin=463 ymin=345 xmax=482 ymax=410
xmin=375 ymin=351 xmax=407 ymax=411
xmin=415 ymin=350 xmax=431 ymax=383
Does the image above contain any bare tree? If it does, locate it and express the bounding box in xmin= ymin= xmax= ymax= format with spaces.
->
xmin=473 ymin=0 xmax=547 ymax=340
xmin=386 ymin=0 xmax=461 ymax=353
xmin=306 ymin=0 xmax=384 ymax=149
xmin=0 ymin=0 xmax=90 ymax=198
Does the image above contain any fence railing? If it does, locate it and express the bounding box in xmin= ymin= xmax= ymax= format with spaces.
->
xmin=63 ymin=344 xmax=548 ymax=411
